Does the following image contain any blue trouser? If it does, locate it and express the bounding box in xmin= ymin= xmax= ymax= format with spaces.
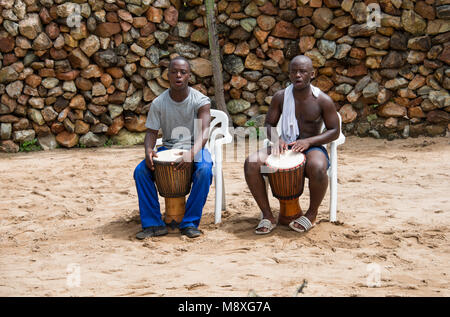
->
xmin=133 ymin=146 xmax=213 ymax=230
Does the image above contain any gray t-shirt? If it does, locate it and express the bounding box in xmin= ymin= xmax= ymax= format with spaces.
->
xmin=145 ymin=87 xmax=210 ymax=150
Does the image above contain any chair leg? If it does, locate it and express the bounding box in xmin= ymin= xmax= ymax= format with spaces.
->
xmin=329 ymin=143 xmax=338 ymax=222
xmin=221 ymin=170 xmax=226 ymax=211
xmin=214 ymin=164 xmax=222 ymax=224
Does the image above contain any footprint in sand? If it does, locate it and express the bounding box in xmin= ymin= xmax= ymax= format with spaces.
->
xmin=185 ymin=283 xmax=207 ymax=290
xmin=224 ymin=247 xmax=251 ymax=254
xmin=31 ymin=190 xmax=46 ymax=198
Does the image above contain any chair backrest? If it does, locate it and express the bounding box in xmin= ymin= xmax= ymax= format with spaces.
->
xmin=274 ymin=112 xmax=345 ymax=146
xmin=333 ymin=112 xmax=346 ymax=146
xmin=206 ymin=109 xmax=232 ymax=160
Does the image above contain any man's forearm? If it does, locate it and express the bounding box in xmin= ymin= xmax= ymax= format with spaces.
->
xmin=144 ymin=130 xmax=158 ymax=156
xmin=191 ymin=107 xmax=211 ymax=157
xmin=303 ymin=128 xmax=339 ymax=146
xmin=265 ymin=124 xmax=280 ymax=144
xmin=191 ymin=126 xmax=209 ymax=156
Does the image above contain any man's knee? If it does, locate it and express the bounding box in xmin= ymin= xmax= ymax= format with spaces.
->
xmin=306 ymin=160 xmax=328 ymax=182
xmin=244 ymin=154 xmax=263 ymax=174
xmin=195 ymin=163 xmax=213 ymax=179
xmin=134 ymin=160 xmax=149 ymax=180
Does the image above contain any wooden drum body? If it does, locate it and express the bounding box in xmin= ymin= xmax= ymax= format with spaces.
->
xmin=266 ymin=150 xmax=306 ymax=225
xmin=153 ymin=149 xmax=193 ymax=229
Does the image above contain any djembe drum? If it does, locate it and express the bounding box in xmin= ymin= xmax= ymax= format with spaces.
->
xmin=153 ymin=149 xmax=193 ymax=230
xmin=265 ymin=150 xmax=306 ymax=225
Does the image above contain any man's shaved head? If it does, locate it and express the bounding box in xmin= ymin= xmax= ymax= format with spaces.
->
xmin=289 ymin=55 xmax=315 ymax=90
xmin=289 ymin=55 xmax=313 ymax=71
xmin=168 ymin=56 xmax=191 ymax=92
xmin=169 ymin=56 xmax=191 ymax=72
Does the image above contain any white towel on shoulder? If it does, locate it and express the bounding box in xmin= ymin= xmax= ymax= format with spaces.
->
xmin=281 ymin=84 xmax=321 ymax=143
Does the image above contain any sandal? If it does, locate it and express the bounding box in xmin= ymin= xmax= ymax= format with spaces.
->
xmin=255 ymin=219 xmax=277 ymax=235
xmin=289 ymin=216 xmax=315 ymax=233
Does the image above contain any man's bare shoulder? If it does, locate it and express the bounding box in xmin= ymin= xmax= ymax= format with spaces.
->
xmin=317 ymin=90 xmax=336 ymax=111
xmin=272 ymin=89 xmax=285 ymax=104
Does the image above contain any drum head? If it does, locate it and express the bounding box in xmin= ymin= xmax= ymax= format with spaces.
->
xmin=153 ymin=149 xmax=188 ymax=163
xmin=266 ymin=150 xmax=306 ymax=171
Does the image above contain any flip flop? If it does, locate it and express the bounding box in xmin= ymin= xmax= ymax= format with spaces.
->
xmin=255 ymin=219 xmax=277 ymax=235
xmin=289 ymin=216 xmax=315 ymax=233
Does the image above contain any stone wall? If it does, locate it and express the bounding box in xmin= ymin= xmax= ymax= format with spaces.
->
xmin=0 ymin=0 xmax=449 ymax=152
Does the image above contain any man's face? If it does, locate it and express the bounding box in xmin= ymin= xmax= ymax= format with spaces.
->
xmin=168 ymin=60 xmax=190 ymax=91
xmin=289 ymin=59 xmax=314 ymax=90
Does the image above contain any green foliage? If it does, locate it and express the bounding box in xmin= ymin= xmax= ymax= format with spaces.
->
xmin=245 ymin=120 xmax=262 ymax=138
xmin=246 ymin=120 xmax=256 ymax=127
xmin=19 ymin=138 xmax=42 ymax=152
xmin=104 ymin=138 xmax=114 ymax=147
xmin=367 ymin=114 xmax=378 ymax=122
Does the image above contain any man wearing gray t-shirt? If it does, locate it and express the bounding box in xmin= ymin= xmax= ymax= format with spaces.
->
xmin=133 ymin=57 xmax=213 ymax=239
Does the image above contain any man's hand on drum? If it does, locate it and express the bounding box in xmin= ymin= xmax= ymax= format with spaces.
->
xmin=174 ymin=150 xmax=194 ymax=170
xmin=145 ymin=150 xmax=158 ymax=171
xmin=271 ymin=138 xmax=288 ymax=156
xmin=289 ymin=139 xmax=311 ymax=153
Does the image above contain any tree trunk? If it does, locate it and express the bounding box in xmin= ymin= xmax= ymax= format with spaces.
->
xmin=205 ymin=0 xmax=232 ymax=125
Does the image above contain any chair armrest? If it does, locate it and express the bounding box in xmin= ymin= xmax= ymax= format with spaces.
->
xmin=334 ymin=132 xmax=346 ymax=147
xmin=211 ymin=132 xmax=232 ymax=163
xmin=153 ymin=138 xmax=162 ymax=151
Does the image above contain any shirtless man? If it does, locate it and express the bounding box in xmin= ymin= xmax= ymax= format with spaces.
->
xmin=244 ymin=55 xmax=340 ymax=234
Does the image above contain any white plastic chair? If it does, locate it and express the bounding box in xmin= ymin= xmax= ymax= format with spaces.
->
xmin=263 ymin=113 xmax=345 ymax=222
xmin=155 ymin=109 xmax=233 ymax=224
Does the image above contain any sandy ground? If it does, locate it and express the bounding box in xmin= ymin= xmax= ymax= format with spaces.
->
xmin=0 ymin=135 xmax=449 ymax=297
